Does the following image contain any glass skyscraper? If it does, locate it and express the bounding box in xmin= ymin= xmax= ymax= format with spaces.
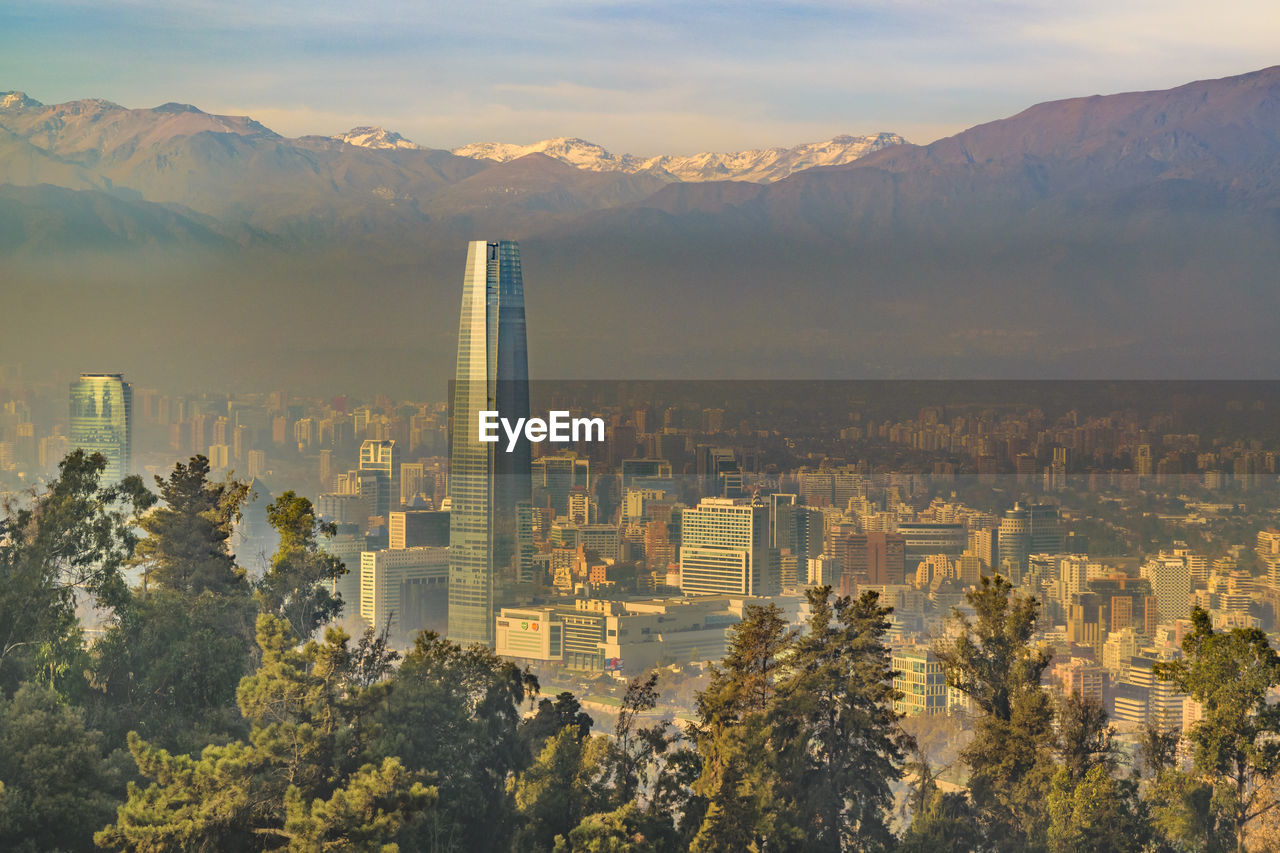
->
xmin=447 ymin=240 xmax=531 ymax=646
xmin=69 ymin=373 xmax=132 ymax=482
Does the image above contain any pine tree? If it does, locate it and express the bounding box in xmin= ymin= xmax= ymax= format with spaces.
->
xmin=773 ymin=587 xmax=910 ymax=852
xmin=255 ymin=492 xmax=346 ymax=640
xmin=934 ymin=575 xmax=1056 ymax=851
xmin=97 ymin=614 xmax=432 ymax=851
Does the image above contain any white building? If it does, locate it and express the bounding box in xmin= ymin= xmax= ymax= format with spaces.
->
xmin=360 ymin=546 xmax=448 ymax=642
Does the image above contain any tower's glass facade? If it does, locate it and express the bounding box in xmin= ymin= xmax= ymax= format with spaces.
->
xmin=447 ymin=241 xmax=531 ymax=646
xmin=69 ymin=373 xmax=132 ymax=482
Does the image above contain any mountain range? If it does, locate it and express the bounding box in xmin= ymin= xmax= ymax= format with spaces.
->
xmin=3 ymin=67 xmax=1280 ymax=391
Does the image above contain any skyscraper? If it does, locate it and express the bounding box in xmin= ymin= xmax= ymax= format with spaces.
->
xmin=679 ymin=498 xmax=776 ymax=596
xmin=448 ymin=240 xmax=532 ymax=646
xmin=69 ymin=373 xmax=132 ymax=482
xmin=359 ymin=439 xmax=400 ymax=517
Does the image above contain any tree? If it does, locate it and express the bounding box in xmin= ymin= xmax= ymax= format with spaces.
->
xmin=1043 ymin=692 xmax=1149 ymax=852
xmin=1046 ymin=764 xmax=1147 ymax=853
xmin=373 ymin=632 xmax=536 ymax=852
xmin=934 ymin=575 xmax=1056 ymax=851
xmin=88 ymin=457 xmax=257 ymax=752
xmin=1137 ymin=723 xmax=1227 ymax=852
xmin=772 ymin=587 xmax=910 ymax=852
xmin=1154 ymin=606 xmax=1280 ymax=852
xmin=689 ymin=603 xmax=796 ymax=851
xmin=256 ymin=492 xmax=346 ymax=639
xmin=521 ymin=691 xmax=595 ymax=757
xmin=613 ymin=673 xmax=661 ymax=806
xmin=1055 ymin=693 xmax=1116 ymax=785
xmin=0 ymin=450 xmax=152 ymax=692
xmin=556 ymin=804 xmax=657 ymax=853
xmin=132 ymin=456 xmax=249 ymax=597
xmin=598 ymin=673 xmax=685 ymax=848
xmin=512 ymin=726 xmax=612 ymax=850
xmin=97 ymin=614 xmax=431 ymax=851
xmin=88 ymin=589 xmax=256 ymax=752
xmin=0 ymin=683 xmax=122 ymax=852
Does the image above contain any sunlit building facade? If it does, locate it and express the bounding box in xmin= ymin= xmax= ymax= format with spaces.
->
xmin=69 ymin=373 xmax=132 ymax=482
xmin=447 ymin=240 xmax=532 ymax=646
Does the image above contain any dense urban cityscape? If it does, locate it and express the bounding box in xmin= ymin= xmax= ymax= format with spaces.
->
xmin=4 ymin=242 xmax=1280 ymax=848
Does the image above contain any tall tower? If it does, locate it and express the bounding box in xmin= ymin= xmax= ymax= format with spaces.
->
xmin=69 ymin=373 xmax=132 ymax=482
xmin=447 ymin=240 xmax=531 ymax=646
xmin=359 ymin=439 xmax=400 ymax=517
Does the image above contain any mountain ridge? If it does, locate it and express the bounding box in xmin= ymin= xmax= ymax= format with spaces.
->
xmin=4 ymin=67 xmax=1280 ymax=386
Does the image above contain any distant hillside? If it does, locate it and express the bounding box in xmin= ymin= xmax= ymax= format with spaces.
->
xmin=3 ymin=69 xmax=1280 ymax=390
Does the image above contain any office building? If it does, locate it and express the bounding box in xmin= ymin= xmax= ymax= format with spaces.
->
xmin=359 ymin=439 xmax=400 ymax=517
xmin=447 ymin=240 xmax=532 ymax=646
xmin=361 ymin=546 xmax=449 ymax=644
xmin=998 ymin=502 xmax=1064 ymax=579
xmin=68 ymin=373 xmax=132 ymax=482
xmin=1141 ymin=555 xmax=1193 ymax=624
xmin=679 ymin=498 xmax=776 ymax=596
xmin=388 ymin=510 xmax=450 ymax=549
xmin=892 ymin=646 xmax=948 ymax=716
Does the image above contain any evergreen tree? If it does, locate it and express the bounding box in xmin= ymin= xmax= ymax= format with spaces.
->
xmin=133 ymin=456 xmax=249 ymax=596
xmin=555 ymin=804 xmax=657 ymax=853
xmin=256 ymin=493 xmax=346 ymax=639
xmin=96 ymin=614 xmax=431 ymax=851
xmin=521 ymin=691 xmax=595 ymax=757
xmin=772 ymin=587 xmax=909 ymax=852
xmin=373 ymin=632 xmax=536 ymax=852
xmin=690 ymin=602 xmax=795 ymax=852
xmin=88 ymin=457 xmax=256 ymax=752
xmin=512 ymin=726 xmax=612 ymax=850
xmin=0 ymin=683 xmax=123 ymax=852
xmin=935 ymin=575 xmax=1056 ymax=851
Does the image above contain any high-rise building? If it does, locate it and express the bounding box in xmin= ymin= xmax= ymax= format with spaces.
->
xmin=359 ymin=439 xmax=400 ymax=517
xmin=360 ymin=546 xmax=449 ymax=644
xmin=998 ymin=502 xmax=1064 ymax=580
xmin=69 ymin=373 xmax=132 ymax=482
xmin=448 ymin=240 xmax=532 ymax=646
xmin=679 ymin=498 xmax=776 ymax=596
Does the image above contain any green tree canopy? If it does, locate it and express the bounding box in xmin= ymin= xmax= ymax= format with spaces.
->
xmin=0 ymin=450 xmax=152 ymax=693
xmin=255 ymin=493 xmax=345 ymax=639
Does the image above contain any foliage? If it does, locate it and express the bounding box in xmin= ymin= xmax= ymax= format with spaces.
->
xmin=935 ymin=574 xmax=1056 ymax=852
xmin=255 ymin=492 xmax=346 ymax=640
xmin=372 ymin=632 xmax=536 ymax=852
xmin=772 ymin=587 xmax=911 ymax=852
xmin=0 ymin=450 xmax=152 ymax=692
xmin=96 ymin=614 xmax=431 ymax=852
xmin=512 ymin=725 xmax=613 ymax=850
xmin=1154 ymin=606 xmax=1280 ymax=852
xmin=88 ymin=458 xmax=256 ymax=752
xmin=133 ymin=456 xmax=249 ymax=596
xmin=0 ymin=683 xmax=123 ymax=853
xmin=556 ymin=803 xmax=658 ymax=852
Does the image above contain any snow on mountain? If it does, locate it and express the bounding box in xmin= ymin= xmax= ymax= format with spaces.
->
xmin=451 ymin=133 xmax=906 ymax=182
xmin=333 ymin=126 xmax=421 ymax=150
xmin=0 ymin=91 xmax=44 ymax=111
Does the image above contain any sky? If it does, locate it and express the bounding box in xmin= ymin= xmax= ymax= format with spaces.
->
xmin=2 ymin=0 xmax=1279 ymax=155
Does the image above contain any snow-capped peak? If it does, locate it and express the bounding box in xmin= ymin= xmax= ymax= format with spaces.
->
xmin=0 ymin=91 xmax=43 ymax=111
xmin=333 ymin=126 xmax=421 ymax=150
xmin=450 ymin=133 xmax=906 ymax=183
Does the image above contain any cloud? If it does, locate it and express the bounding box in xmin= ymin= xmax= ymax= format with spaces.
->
xmin=3 ymin=0 xmax=1279 ymax=152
